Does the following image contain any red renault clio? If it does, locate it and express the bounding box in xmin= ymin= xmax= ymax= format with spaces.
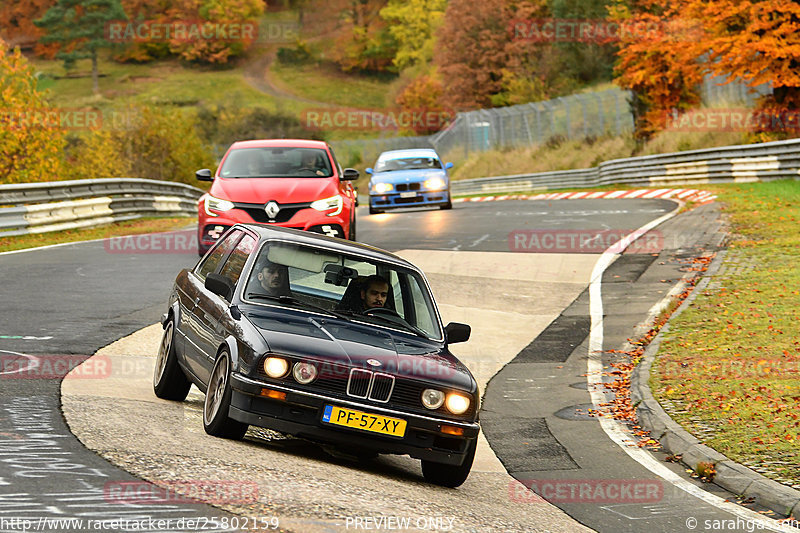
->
xmin=196 ymin=139 xmax=358 ymax=255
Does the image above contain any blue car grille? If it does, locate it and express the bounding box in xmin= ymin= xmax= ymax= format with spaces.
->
xmin=394 ymin=183 xmax=421 ymax=192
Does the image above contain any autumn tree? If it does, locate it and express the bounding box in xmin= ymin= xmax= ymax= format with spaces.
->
xmin=69 ymin=106 xmax=214 ymax=183
xmin=436 ymin=0 xmax=548 ymax=110
xmin=35 ymin=0 xmax=128 ymax=94
xmin=679 ymin=0 xmax=800 ymax=132
xmin=0 ymin=0 xmax=57 ymax=54
xmin=115 ymin=0 xmax=172 ymax=62
xmin=610 ymin=1 xmax=703 ymax=140
xmin=164 ymin=0 xmax=263 ymax=64
xmin=550 ymin=0 xmax=618 ymax=84
xmin=0 ymin=38 xmax=66 ymax=183
xmin=318 ymin=0 xmax=395 ymax=73
xmin=380 ymin=0 xmax=446 ymax=71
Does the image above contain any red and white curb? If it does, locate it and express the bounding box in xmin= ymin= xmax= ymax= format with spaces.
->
xmin=455 ymin=188 xmax=717 ymax=204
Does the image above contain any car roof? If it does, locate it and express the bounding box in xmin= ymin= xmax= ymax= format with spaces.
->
xmin=229 ymin=139 xmax=329 ymax=150
xmin=234 ymin=224 xmax=416 ymax=269
xmin=377 ymin=148 xmax=439 ymax=161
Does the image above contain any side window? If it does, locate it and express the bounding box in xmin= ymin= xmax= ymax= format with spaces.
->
xmin=196 ymin=230 xmax=242 ymax=281
xmin=219 ymin=234 xmax=257 ymax=287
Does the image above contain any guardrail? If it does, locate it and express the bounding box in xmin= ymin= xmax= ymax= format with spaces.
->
xmin=0 ymin=178 xmax=204 ymax=237
xmin=451 ymin=137 xmax=800 ymax=195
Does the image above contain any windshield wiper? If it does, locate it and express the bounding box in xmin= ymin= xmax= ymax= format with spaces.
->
xmin=246 ymin=293 xmax=352 ymax=321
xmin=363 ymin=313 xmax=427 ymax=337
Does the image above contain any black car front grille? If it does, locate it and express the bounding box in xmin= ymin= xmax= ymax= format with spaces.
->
xmin=369 ymin=373 xmax=394 ymax=403
xmin=347 ymin=368 xmax=372 ymax=398
xmin=257 ymin=360 xmax=474 ymax=419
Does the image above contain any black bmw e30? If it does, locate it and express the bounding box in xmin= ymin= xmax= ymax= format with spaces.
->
xmin=154 ymin=223 xmax=480 ymax=487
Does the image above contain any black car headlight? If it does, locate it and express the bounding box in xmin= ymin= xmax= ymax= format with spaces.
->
xmin=292 ymin=362 xmax=318 ymax=384
xmin=421 ymin=389 xmax=445 ymax=410
xmin=264 ymin=357 xmax=289 ymax=378
xmin=445 ymin=392 xmax=471 ymax=415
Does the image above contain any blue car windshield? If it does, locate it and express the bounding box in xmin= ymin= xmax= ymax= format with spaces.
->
xmin=375 ymin=157 xmax=442 ymax=172
xmin=219 ymin=147 xmax=333 ymax=178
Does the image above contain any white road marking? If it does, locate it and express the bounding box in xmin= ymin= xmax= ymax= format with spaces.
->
xmin=586 ymin=207 xmax=795 ymax=532
xmin=0 ymin=350 xmax=39 ymax=376
xmin=468 ymin=234 xmax=490 ymax=248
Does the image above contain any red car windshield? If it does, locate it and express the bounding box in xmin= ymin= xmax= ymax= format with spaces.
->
xmin=219 ymin=147 xmax=333 ymax=178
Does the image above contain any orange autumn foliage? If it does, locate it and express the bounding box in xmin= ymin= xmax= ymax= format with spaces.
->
xmin=614 ymin=0 xmax=800 ymax=137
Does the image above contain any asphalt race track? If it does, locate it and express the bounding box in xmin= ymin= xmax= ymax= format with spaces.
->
xmin=0 ymin=199 xmax=785 ymax=533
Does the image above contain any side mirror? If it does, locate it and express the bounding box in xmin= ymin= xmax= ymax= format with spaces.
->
xmin=196 ymin=169 xmax=213 ymax=182
xmin=205 ymin=273 xmax=234 ymax=301
xmin=365 ymin=168 xmax=374 ymax=175
xmin=342 ymin=168 xmax=359 ymax=180
xmin=444 ymin=162 xmax=454 ymax=170
xmin=444 ymin=322 xmax=470 ymax=344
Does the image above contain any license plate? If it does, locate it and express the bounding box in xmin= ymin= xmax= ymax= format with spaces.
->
xmin=321 ymin=405 xmax=407 ymax=437
xmin=399 ymin=191 xmax=417 ymax=198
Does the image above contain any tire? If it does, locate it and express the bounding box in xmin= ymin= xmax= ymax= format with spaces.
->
xmin=153 ymin=318 xmax=191 ymax=401
xmin=369 ymin=206 xmax=383 ymax=215
xmin=203 ymin=351 xmax=248 ymax=440
xmin=440 ymin=195 xmax=453 ymax=210
xmin=421 ymin=438 xmax=476 ymax=488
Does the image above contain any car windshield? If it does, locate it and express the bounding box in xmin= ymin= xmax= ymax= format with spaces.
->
xmin=243 ymin=241 xmax=442 ymax=340
xmin=375 ymin=156 xmax=442 ymax=172
xmin=219 ymin=147 xmax=333 ymax=178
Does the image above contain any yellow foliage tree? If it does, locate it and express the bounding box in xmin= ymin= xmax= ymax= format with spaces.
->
xmin=0 ymin=38 xmax=66 ymax=184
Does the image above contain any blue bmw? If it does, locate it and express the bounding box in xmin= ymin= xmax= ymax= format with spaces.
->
xmin=366 ymin=149 xmax=453 ymax=214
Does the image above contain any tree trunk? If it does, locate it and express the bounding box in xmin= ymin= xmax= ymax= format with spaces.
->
xmin=92 ymin=51 xmax=99 ymax=95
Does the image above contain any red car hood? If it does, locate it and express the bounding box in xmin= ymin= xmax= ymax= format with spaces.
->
xmin=210 ymin=177 xmax=336 ymax=204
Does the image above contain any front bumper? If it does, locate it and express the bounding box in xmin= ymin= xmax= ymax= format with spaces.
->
xmin=370 ymin=190 xmax=449 ymax=209
xmin=198 ymin=209 xmax=348 ymax=250
xmin=230 ymin=373 xmax=479 ymax=465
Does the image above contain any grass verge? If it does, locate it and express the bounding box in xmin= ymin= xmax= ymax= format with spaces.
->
xmin=0 ymin=217 xmax=195 ymax=253
xmin=652 ymin=180 xmax=800 ymax=489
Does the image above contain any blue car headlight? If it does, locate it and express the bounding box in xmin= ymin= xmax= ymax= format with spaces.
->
xmin=372 ymin=182 xmax=394 ymax=194
xmin=423 ymin=178 xmax=446 ymax=191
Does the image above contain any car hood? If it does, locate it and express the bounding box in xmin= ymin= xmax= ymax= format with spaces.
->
xmin=243 ymin=308 xmax=474 ymax=391
xmin=210 ymin=177 xmax=336 ymax=204
xmin=370 ymin=169 xmax=447 ymax=185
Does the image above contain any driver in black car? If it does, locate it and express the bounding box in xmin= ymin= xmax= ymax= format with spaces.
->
xmin=360 ymin=274 xmax=389 ymax=311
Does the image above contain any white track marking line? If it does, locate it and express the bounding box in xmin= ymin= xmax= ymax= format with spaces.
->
xmin=0 ymin=350 xmax=40 ymax=376
xmin=586 ymin=206 xmax=795 ymax=532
